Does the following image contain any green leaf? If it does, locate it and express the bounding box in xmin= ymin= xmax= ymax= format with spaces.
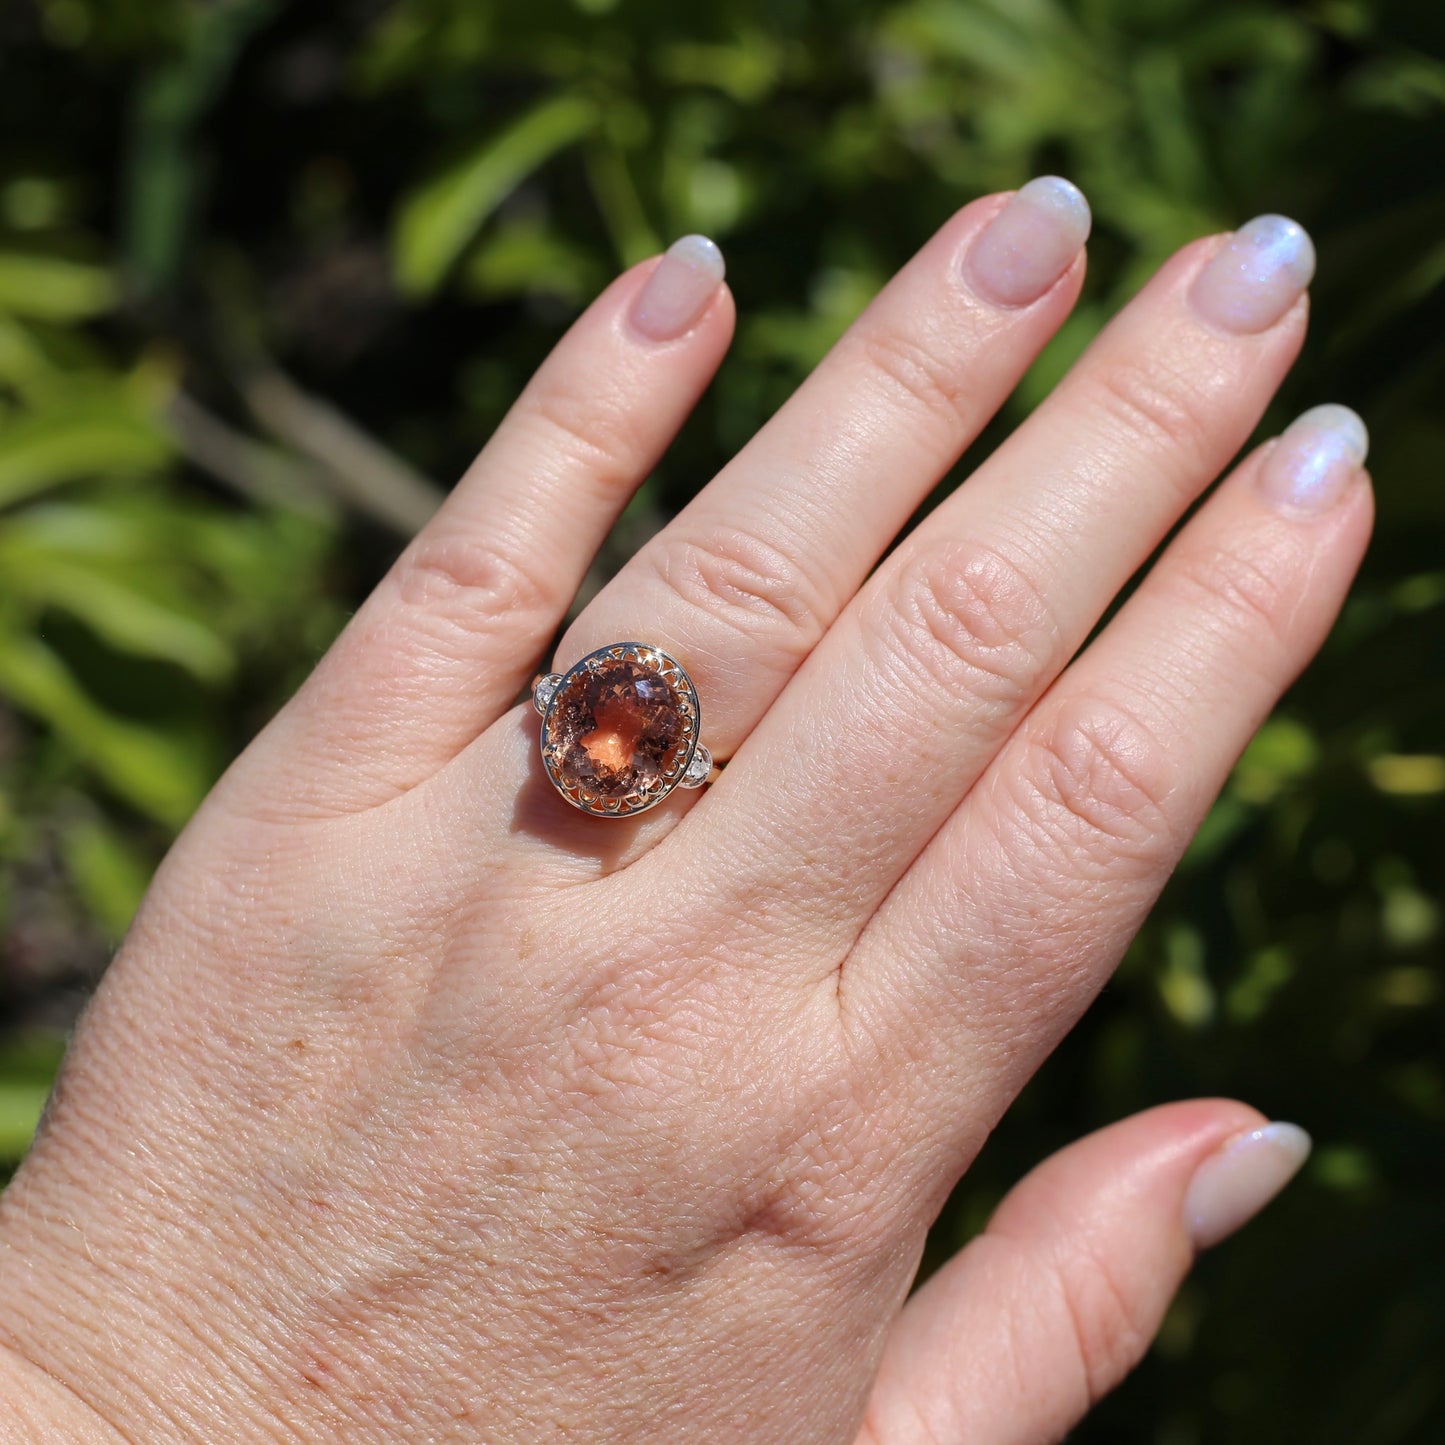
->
xmin=0 ymin=1081 xmax=50 ymax=1161
xmin=61 ymin=813 xmax=152 ymax=939
xmin=0 ymin=316 xmax=56 ymax=389
xmin=461 ymin=217 xmax=602 ymax=303
xmin=583 ymin=138 xmax=660 ymax=267
xmin=0 ymin=252 xmax=117 ymax=320
xmin=123 ymin=0 xmax=281 ymax=294
xmin=0 ymin=550 xmax=234 ymax=681
xmin=0 ymin=1033 xmax=62 ymax=1164
xmin=0 ymin=394 xmax=170 ymax=509
xmin=0 ymin=503 xmax=234 ymax=678
xmin=655 ymin=35 xmax=785 ymax=103
xmin=0 ymin=626 xmax=208 ymax=826
xmin=393 ymin=91 xmax=598 ymax=296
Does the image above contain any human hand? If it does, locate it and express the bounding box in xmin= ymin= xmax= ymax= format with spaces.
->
xmin=0 ymin=181 xmax=1369 ymax=1442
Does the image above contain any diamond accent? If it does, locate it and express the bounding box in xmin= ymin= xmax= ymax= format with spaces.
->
xmin=680 ymin=745 xmax=712 ymax=788
xmin=532 ymin=673 xmax=563 ymax=714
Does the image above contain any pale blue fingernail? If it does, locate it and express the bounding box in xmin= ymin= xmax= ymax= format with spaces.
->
xmin=1185 ymin=1121 xmax=1312 ymax=1250
xmin=964 ymin=176 xmax=1092 ymax=308
xmin=1257 ymin=404 xmax=1369 ymax=515
xmin=1188 ymin=215 xmax=1316 ymax=334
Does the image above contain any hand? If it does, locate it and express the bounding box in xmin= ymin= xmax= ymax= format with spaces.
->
xmin=0 ymin=181 xmax=1369 ymax=1442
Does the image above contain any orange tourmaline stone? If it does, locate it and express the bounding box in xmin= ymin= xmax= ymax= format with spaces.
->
xmin=548 ymin=657 xmax=685 ymax=798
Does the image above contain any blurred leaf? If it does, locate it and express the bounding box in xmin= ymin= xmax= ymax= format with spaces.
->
xmin=1157 ymin=921 xmax=1216 ymax=1028
xmin=0 ymin=1082 xmax=50 ymax=1161
xmin=1231 ymin=716 xmax=1320 ymax=805
xmin=1368 ymin=753 xmax=1445 ymax=795
xmin=1313 ymin=1143 xmax=1381 ymax=1192
xmin=0 ymin=500 xmax=236 ymax=681
xmin=0 ymin=317 xmax=55 ymax=390
xmin=0 ymin=177 xmax=76 ymax=232
xmin=0 ymin=392 xmax=171 ymax=509
xmin=1180 ymin=791 xmax=1254 ymax=868
xmin=1226 ymin=945 xmax=1295 ymax=1023
xmin=393 ymin=91 xmax=599 ymax=296
xmin=353 ymin=0 xmax=495 ymax=90
xmin=0 ymin=625 xmax=208 ymax=826
xmin=583 ymin=138 xmax=661 ymax=266
xmin=123 ymin=0 xmax=280 ymax=292
xmin=462 ymin=218 xmax=603 ymax=302
xmin=0 ymin=253 xmax=117 ymax=320
xmin=37 ymin=0 xmax=190 ymax=54
xmin=60 ymin=812 xmax=152 ymax=939
xmin=0 ymin=547 xmax=233 ymax=682
xmin=1347 ymin=48 xmax=1445 ymax=115
xmin=655 ymin=34 xmax=786 ymax=102
xmin=1377 ymin=966 xmax=1438 ymax=1009
xmin=1131 ymin=47 xmax=1211 ymax=203
xmin=0 ymin=1031 xmax=65 ymax=1161
xmin=1381 ymin=884 xmax=1439 ymax=948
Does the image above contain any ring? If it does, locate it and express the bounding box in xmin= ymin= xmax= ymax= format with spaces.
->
xmin=533 ymin=642 xmax=714 ymax=817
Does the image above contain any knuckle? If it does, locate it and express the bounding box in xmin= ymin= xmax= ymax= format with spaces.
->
xmin=855 ymin=324 xmax=974 ymax=436
xmin=1053 ymin=1241 xmax=1151 ymax=1407
xmin=1170 ymin=542 xmax=1294 ymax=660
xmin=881 ymin=539 xmax=1056 ymax=706
xmin=1015 ymin=694 xmax=1178 ymax=876
xmin=643 ymin=525 xmax=825 ymax=649
xmin=1088 ymin=353 xmax=1215 ymax=480
xmin=524 ymin=376 xmax=643 ymax=492
xmin=392 ymin=534 xmax=555 ymax=644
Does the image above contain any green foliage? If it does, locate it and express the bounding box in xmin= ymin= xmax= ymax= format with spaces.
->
xmin=0 ymin=1031 xmax=63 ymax=1160
xmin=1 ymin=0 xmax=1442 ymax=1438
xmin=395 ymin=91 xmax=601 ymax=295
xmin=0 ymin=253 xmax=117 ymax=320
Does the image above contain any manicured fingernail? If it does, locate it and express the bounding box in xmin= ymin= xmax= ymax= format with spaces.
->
xmin=1188 ymin=214 xmax=1315 ymax=334
xmin=630 ymin=234 xmax=725 ymax=342
xmin=1257 ymin=404 xmax=1369 ymax=515
xmin=1185 ymin=1121 xmax=1312 ymax=1250
xmin=964 ymin=176 xmax=1092 ymax=308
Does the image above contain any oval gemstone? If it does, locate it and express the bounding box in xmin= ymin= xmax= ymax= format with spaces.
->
xmin=547 ymin=656 xmax=686 ymax=799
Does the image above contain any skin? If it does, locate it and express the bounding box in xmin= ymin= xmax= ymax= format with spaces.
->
xmin=0 ymin=193 xmax=1370 ymax=1442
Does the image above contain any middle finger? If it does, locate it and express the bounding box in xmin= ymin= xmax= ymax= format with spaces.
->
xmin=554 ymin=179 xmax=1094 ymax=758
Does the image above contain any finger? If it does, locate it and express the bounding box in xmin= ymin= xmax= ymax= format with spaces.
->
xmin=857 ymin=1101 xmax=1311 ymax=1445
xmin=227 ymin=238 xmax=733 ymax=817
xmin=853 ymin=406 xmax=1371 ymax=1126
xmin=679 ymin=215 xmax=1316 ymax=953
xmin=554 ymin=180 xmax=1092 ymax=760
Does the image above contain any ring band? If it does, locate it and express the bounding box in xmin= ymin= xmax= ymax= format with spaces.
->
xmin=533 ymin=642 xmax=713 ymax=817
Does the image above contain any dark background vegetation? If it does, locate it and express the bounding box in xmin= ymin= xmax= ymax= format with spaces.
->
xmin=1 ymin=1 xmax=1441 ymax=1439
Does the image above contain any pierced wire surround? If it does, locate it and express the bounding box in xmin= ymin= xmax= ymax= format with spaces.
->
xmin=534 ymin=643 xmax=709 ymax=817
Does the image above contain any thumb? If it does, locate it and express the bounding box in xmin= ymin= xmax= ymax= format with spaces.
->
xmin=857 ymin=1100 xmax=1311 ymax=1445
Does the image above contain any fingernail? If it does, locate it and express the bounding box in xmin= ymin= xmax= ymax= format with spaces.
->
xmin=963 ymin=176 xmax=1092 ymax=308
xmin=1257 ymin=404 xmax=1369 ymax=515
xmin=1184 ymin=1121 xmax=1312 ymax=1250
xmin=630 ymin=234 xmax=726 ymax=342
xmin=1188 ymin=214 xmax=1316 ymax=334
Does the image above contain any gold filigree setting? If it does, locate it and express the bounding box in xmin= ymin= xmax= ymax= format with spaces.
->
xmin=536 ymin=643 xmax=705 ymax=817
